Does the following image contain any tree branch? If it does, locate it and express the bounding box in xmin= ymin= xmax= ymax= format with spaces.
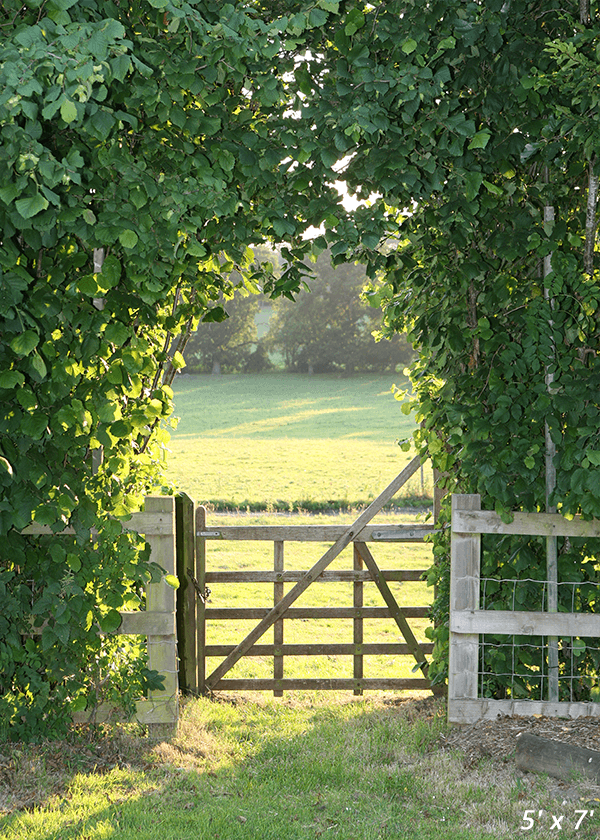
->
xmin=584 ymin=157 xmax=598 ymax=283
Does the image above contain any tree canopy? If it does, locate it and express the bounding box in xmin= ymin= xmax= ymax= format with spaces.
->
xmin=267 ymin=251 xmax=413 ymax=374
xmin=0 ymin=0 xmax=345 ymax=737
xmin=183 ymin=291 xmax=262 ymax=374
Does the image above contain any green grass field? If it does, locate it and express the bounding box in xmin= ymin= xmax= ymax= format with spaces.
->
xmin=3 ymin=375 xmax=592 ymax=840
xmin=165 ymin=373 xmax=430 ymax=510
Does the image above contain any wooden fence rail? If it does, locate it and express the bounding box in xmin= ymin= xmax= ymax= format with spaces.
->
xmin=449 ymin=494 xmax=600 ymax=724
xmin=24 ymin=496 xmax=178 ymax=733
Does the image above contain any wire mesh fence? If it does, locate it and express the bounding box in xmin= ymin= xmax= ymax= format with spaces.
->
xmin=479 ymin=577 xmax=600 ymax=702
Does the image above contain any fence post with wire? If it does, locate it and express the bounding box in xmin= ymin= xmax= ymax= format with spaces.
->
xmin=449 ymin=494 xmax=600 ymax=724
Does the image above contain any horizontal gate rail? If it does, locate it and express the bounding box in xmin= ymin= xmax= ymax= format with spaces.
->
xmin=205 ymin=569 xmax=427 ymax=583
xmin=205 ymin=643 xmax=434 ymax=656
xmin=214 ymin=678 xmax=432 ymax=691
xmin=205 ymin=606 xmax=429 ymax=619
xmin=199 ymin=525 xmax=433 ymax=542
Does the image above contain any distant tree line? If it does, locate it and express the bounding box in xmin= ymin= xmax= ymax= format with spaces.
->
xmin=183 ymin=252 xmax=414 ymax=375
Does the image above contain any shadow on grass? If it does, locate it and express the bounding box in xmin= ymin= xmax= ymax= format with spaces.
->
xmin=0 ymin=694 xmax=553 ymax=840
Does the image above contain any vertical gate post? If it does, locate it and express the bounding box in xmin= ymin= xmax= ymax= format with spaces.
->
xmin=196 ymin=505 xmax=207 ymax=695
xmin=144 ymin=496 xmax=178 ymax=736
xmin=274 ymin=541 xmax=284 ymax=696
xmin=176 ymin=493 xmax=196 ymax=695
xmin=353 ymin=543 xmax=364 ymax=695
xmin=448 ymin=494 xmax=481 ymax=724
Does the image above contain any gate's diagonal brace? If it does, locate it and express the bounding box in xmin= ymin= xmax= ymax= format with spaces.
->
xmin=354 ymin=542 xmax=443 ymax=697
xmin=204 ymin=455 xmax=422 ymax=691
xmin=353 ymin=541 xmax=432 ymax=682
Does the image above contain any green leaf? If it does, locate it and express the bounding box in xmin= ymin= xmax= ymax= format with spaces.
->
xmin=15 ymin=194 xmax=49 ymax=219
xmin=22 ymin=413 xmax=48 ymax=439
xmin=468 ymin=130 xmax=491 ymax=150
xmin=148 ymin=0 xmax=168 ymax=6
xmin=77 ymin=274 xmax=99 ymax=296
xmin=110 ymin=419 xmax=132 ymax=438
xmin=402 ymin=38 xmax=418 ymax=54
xmin=60 ymin=99 xmax=78 ymax=124
xmin=29 ymin=353 xmax=47 ymax=381
xmin=0 ymin=370 xmax=25 ymax=389
xmin=119 ymin=230 xmax=138 ymax=249
xmin=438 ymin=36 xmax=456 ymax=50
xmin=309 ymin=7 xmax=329 ymax=27
xmin=32 ymin=502 xmax=57 ymax=524
xmin=0 ymin=184 xmax=19 ymax=205
xmin=66 ymin=553 xmax=81 ymax=572
xmin=11 ymin=330 xmax=39 ymax=357
xmin=464 ymin=171 xmax=484 ymax=201
xmin=483 ymin=180 xmax=503 ymax=196
xmin=344 ymin=9 xmax=365 ymax=36
xmin=99 ymin=254 xmax=121 ymax=288
xmin=171 ymin=351 xmax=186 ymax=370
xmin=164 ymin=574 xmax=179 ymax=590
xmin=70 ymin=696 xmax=87 ymax=713
xmin=100 ymin=609 xmax=122 ymax=633
xmin=105 ymin=322 xmax=130 ymax=346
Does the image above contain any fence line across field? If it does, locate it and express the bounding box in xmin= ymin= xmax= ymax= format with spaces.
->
xmin=21 ymin=457 xmax=436 ymax=734
xmin=449 ymin=494 xmax=600 ymax=724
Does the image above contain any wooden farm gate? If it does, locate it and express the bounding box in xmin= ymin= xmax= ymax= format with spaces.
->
xmin=176 ymin=455 xmax=438 ymax=696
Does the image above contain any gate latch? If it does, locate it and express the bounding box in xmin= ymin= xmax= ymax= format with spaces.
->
xmin=188 ymin=571 xmax=211 ymax=603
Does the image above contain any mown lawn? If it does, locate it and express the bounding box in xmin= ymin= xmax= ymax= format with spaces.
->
xmin=3 ymin=694 xmax=585 ymax=840
xmin=164 ymin=373 xmax=431 ymax=510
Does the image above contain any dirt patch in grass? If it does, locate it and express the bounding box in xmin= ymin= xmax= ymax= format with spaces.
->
xmin=438 ymin=712 xmax=600 ymax=805
xmin=439 ymin=713 xmax=600 ymax=765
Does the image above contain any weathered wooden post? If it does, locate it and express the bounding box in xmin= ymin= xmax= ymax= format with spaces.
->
xmin=448 ymin=494 xmax=481 ymax=724
xmin=144 ymin=496 xmax=179 ymax=738
xmin=353 ymin=543 xmax=364 ymax=696
xmin=274 ymin=540 xmax=284 ymax=696
xmin=196 ymin=505 xmax=208 ymax=694
xmin=176 ymin=493 xmax=196 ymax=694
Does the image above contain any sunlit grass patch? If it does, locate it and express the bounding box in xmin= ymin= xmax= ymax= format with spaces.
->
xmin=2 ymin=695 xmax=592 ymax=840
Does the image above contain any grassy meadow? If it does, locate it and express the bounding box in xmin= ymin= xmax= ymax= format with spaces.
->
xmin=164 ymin=373 xmax=431 ymax=510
